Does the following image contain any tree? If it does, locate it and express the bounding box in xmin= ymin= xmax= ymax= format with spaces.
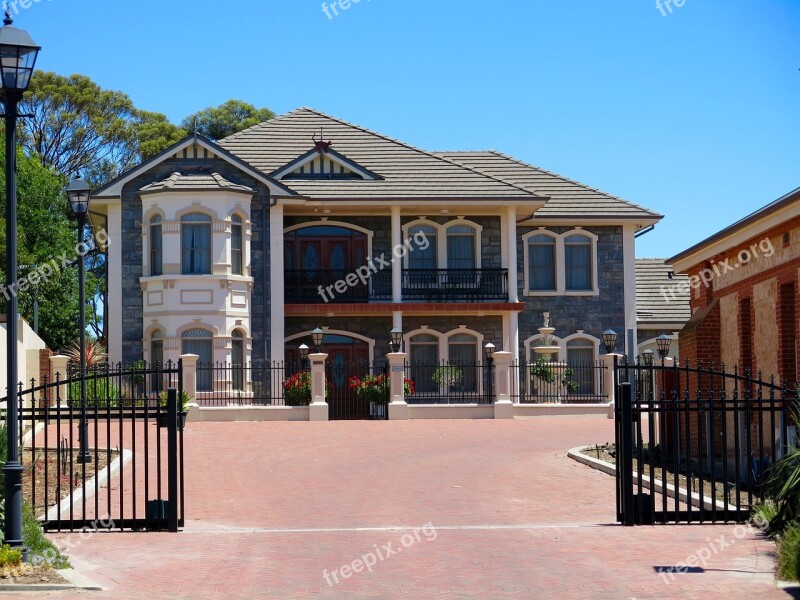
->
xmin=0 ymin=146 xmax=84 ymax=351
xmin=19 ymin=72 xmax=185 ymax=187
xmin=180 ymin=99 xmax=275 ymax=140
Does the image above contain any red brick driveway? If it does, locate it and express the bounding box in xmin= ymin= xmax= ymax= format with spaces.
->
xmin=24 ymin=417 xmax=792 ymax=599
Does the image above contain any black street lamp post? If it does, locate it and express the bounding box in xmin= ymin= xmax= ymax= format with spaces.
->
xmin=299 ymin=343 xmax=309 ymax=371
xmin=312 ymin=327 xmax=324 ymax=353
xmin=1 ymin=10 xmax=40 ymax=551
xmin=602 ymin=330 xmax=618 ymax=354
xmin=656 ymin=334 xmax=672 ymax=360
xmin=390 ymin=327 xmax=402 ymax=353
xmin=66 ymin=177 xmax=93 ymax=464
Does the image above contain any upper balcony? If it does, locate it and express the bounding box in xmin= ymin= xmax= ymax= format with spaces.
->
xmin=285 ymin=268 xmax=509 ymax=304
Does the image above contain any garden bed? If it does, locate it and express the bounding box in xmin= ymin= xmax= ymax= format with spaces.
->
xmin=578 ymin=442 xmax=753 ymax=508
xmin=22 ymin=448 xmax=117 ymax=514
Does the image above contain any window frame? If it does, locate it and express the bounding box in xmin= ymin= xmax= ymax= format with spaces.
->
xmin=522 ymin=228 xmax=599 ymax=296
xmin=402 ymin=218 xmax=483 ymax=270
xmin=181 ymin=212 xmax=213 ymax=276
xmin=231 ymin=214 xmax=244 ymax=276
xmin=149 ymin=215 xmax=163 ymax=276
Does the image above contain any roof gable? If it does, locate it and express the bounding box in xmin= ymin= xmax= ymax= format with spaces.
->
xmin=92 ymin=133 xmax=296 ymax=199
xmin=272 ymin=146 xmax=382 ymax=181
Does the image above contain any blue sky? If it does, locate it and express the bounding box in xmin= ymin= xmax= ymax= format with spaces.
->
xmin=16 ymin=0 xmax=800 ymax=258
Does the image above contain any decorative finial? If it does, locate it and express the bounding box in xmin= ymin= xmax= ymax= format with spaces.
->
xmin=543 ymin=312 xmax=550 ymax=328
xmin=4 ymin=7 xmax=13 ymax=26
xmin=312 ymin=127 xmax=332 ymax=154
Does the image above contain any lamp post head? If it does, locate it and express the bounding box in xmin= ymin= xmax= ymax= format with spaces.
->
xmin=642 ymin=349 xmax=655 ymax=366
xmin=311 ymin=327 xmax=324 ymax=353
xmin=484 ymin=341 xmax=496 ymax=360
xmin=298 ymin=344 xmax=309 ymax=361
xmin=390 ymin=327 xmax=403 ymax=353
xmin=0 ymin=12 xmax=40 ymax=94
xmin=602 ymin=329 xmax=618 ymax=354
xmin=656 ymin=334 xmax=672 ymax=359
xmin=66 ymin=177 xmax=92 ymax=217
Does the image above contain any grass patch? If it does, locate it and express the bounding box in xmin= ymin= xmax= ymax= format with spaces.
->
xmin=22 ymin=504 xmax=69 ymax=568
xmin=777 ymin=523 xmax=800 ymax=582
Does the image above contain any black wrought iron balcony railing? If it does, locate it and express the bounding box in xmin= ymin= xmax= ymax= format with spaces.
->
xmin=285 ymin=268 xmax=509 ymax=304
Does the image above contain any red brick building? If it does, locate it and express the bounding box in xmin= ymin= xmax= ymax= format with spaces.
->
xmin=669 ymin=187 xmax=799 ymax=386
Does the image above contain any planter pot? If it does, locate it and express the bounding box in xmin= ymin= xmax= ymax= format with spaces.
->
xmin=157 ymin=411 xmax=188 ymax=430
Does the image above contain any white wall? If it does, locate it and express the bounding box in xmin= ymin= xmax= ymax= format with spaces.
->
xmin=1 ymin=317 xmax=48 ymax=398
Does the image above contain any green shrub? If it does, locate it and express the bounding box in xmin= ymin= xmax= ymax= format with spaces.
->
xmin=751 ymin=500 xmax=779 ymax=532
xmin=22 ymin=504 xmax=69 ymax=568
xmin=432 ymin=365 xmax=463 ymax=388
xmin=777 ymin=522 xmax=800 ymax=581
xmin=159 ymin=390 xmax=192 ymax=411
xmin=0 ymin=544 xmax=22 ymax=567
xmin=68 ymin=378 xmax=121 ymax=408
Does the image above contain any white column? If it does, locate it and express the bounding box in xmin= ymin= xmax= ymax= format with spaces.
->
xmin=391 ymin=206 xmax=402 ymax=303
xmin=387 ymin=352 xmax=409 ymax=420
xmin=309 ymin=353 xmax=329 ymax=421
xmin=269 ymin=203 xmax=285 ymax=364
xmin=180 ymin=353 xmax=200 ymax=421
xmin=50 ymin=355 xmax=69 ymax=408
xmin=506 ymin=206 xmax=518 ymax=303
xmin=622 ymin=224 xmax=638 ymax=356
xmin=492 ymin=351 xmax=514 ymax=419
xmin=602 ymin=353 xmax=621 ymax=419
xmin=107 ymin=204 xmax=123 ymax=364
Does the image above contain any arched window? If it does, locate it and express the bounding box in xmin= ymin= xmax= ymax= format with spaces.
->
xmin=181 ymin=213 xmax=212 ymax=275
xmin=566 ymin=338 xmax=596 ymax=394
xmin=149 ymin=330 xmax=165 ymax=392
xmin=150 ymin=216 xmax=163 ymax=276
xmin=448 ymin=333 xmax=478 ymax=392
xmin=231 ymin=215 xmax=243 ymax=275
xmin=409 ymin=333 xmax=440 ymax=393
xmin=446 ymin=224 xmax=476 ymax=270
xmin=182 ymin=328 xmax=213 ymax=390
xmin=528 ymin=234 xmax=556 ymax=291
xmin=231 ymin=329 xmax=245 ymax=391
xmin=408 ymin=224 xmax=437 ymax=270
xmin=564 ymin=234 xmax=593 ymax=291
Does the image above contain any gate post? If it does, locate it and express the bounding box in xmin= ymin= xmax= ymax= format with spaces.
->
xmin=387 ymin=352 xmax=409 ymax=420
xmin=602 ymin=353 xmax=621 ymax=419
xmin=180 ymin=354 xmax=200 ymax=422
xmin=49 ymin=354 xmax=69 ymax=408
xmin=166 ymin=388 xmax=179 ymax=532
xmin=492 ymin=351 xmax=514 ymax=419
xmin=620 ymin=382 xmax=635 ymax=526
xmin=309 ymin=353 xmax=329 ymax=422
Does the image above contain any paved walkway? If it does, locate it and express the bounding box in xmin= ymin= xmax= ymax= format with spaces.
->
xmin=14 ymin=418 xmax=793 ymax=599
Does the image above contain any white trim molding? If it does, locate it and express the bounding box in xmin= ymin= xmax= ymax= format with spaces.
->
xmin=521 ymin=227 xmax=600 ymax=297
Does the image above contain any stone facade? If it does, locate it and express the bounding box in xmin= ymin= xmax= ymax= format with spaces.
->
xmin=517 ymin=226 xmax=624 ymax=354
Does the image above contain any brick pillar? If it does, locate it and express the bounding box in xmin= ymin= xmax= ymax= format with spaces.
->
xmin=309 ymin=353 xmax=329 ymax=422
xmin=387 ymin=352 xmax=409 ymax=420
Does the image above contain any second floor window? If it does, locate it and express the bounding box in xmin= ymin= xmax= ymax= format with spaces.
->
xmin=231 ymin=215 xmax=243 ymax=275
xmin=150 ymin=216 xmax=163 ymax=276
xmin=565 ymin=234 xmax=593 ymax=291
xmin=528 ymin=234 xmax=556 ymax=291
xmin=446 ymin=225 xmax=476 ymax=270
xmin=181 ymin=213 xmax=212 ymax=275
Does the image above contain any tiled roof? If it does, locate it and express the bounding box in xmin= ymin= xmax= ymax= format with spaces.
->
xmin=635 ymin=259 xmax=691 ymax=324
xmin=436 ymin=151 xmax=661 ymax=220
xmin=139 ymin=170 xmax=255 ymax=194
xmin=218 ymin=108 xmax=542 ymax=201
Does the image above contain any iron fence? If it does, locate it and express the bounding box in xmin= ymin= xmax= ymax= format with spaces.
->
xmin=615 ymin=357 xmax=798 ymax=525
xmin=512 ymin=359 xmax=607 ymax=404
xmin=326 ymin=360 xmax=390 ymax=420
xmin=405 ymin=361 xmax=494 ymax=405
xmin=2 ymin=362 xmax=184 ymax=533
xmin=193 ymin=361 xmax=297 ymax=407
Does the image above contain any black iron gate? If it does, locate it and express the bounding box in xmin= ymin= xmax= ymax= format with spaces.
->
xmin=326 ymin=360 xmax=389 ymax=420
xmin=9 ymin=362 xmax=185 ymax=532
xmin=614 ymin=357 xmax=796 ymax=525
